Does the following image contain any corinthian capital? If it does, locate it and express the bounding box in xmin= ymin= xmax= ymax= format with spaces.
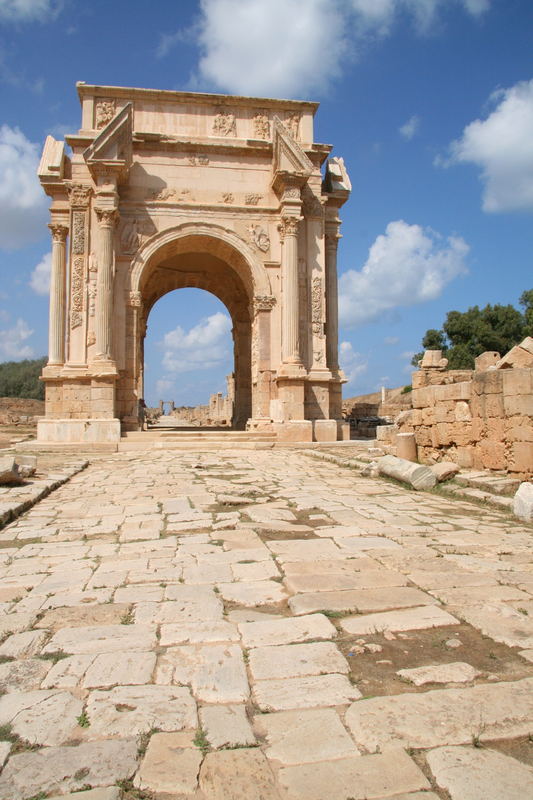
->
xmin=67 ymin=183 xmax=92 ymax=208
xmin=48 ymin=223 xmax=69 ymax=243
xmin=278 ymin=216 xmax=300 ymax=240
xmin=95 ymin=208 xmax=119 ymax=227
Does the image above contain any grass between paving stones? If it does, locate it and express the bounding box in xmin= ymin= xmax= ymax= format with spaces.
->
xmin=116 ymin=778 xmax=155 ymax=800
xmin=38 ymin=650 xmax=68 ymax=664
xmin=193 ymin=727 xmax=210 ymax=755
xmin=137 ymin=727 xmax=161 ymax=758
xmin=120 ymin=607 xmax=135 ymax=625
xmin=76 ymin=710 xmax=90 ymax=728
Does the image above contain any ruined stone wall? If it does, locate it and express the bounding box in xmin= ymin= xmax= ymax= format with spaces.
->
xmin=398 ymin=363 xmax=533 ymax=477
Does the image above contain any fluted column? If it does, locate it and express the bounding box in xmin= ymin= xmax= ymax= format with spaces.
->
xmin=325 ymin=230 xmax=341 ymax=372
xmin=94 ymin=208 xmax=117 ymax=360
xmin=47 ymin=223 xmax=68 ymax=365
xmin=280 ymin=216 xmax=302 ymax=365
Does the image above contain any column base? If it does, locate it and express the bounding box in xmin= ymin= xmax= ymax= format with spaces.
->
xmin=37 ymin=418 xmax=121 ymax=444
xmin=313 ymin=419 xmax=338 ymax=442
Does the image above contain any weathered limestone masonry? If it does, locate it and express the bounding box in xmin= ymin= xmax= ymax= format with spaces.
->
xmin=37 ymin=83 xmax=351 ymax=444
xmin=397 ymin=341 xmax=533 ymax=477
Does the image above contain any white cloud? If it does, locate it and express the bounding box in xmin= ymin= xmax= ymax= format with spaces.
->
xmin=0 ymin=317 xmax=34 ymax=359
xmin=0 ymin=0 xmax=59 ymax=22
xmin=173 ymin=0 xmax=489 ymax=98
xmin=441 ymin=79 xmax=533 ymax=213
xmin=162 ymin=311 xmax=232 ymax=373
xmin=155 ymin=378 xmax=175 ymax=396
xmin=0 ymin=125 xmax=47 ymax=249
xmin=384 ymin=336 xmax=399 ymax=345
xmin=339 ymin=220 xmax=469 ymax=328
xmin=399 ymin=114 xmax=420 ymax=140
xmin=193 ymin=0 xmax=347 ymax=98
xmin=29 ymin=250 xmax=51 ymax=296
xmin=339 ymin=341 xmax=368 ymax=386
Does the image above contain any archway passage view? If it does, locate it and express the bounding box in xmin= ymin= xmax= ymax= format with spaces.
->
xmin=143 ymin=286 xmax=245 ymax=430
xmin=37 ymin=82 xmax=351 ymax=444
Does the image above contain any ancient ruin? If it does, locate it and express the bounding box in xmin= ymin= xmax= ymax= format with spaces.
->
xmin=37 ymin=83 xmax=351 ymax=444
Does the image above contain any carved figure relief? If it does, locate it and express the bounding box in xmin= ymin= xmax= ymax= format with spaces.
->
xmin=67 ymin=184 xmax=92 ymax=208
xmin=120 ymin=218 xmax=156 ymax=254
xmin=253 ymin=111 xmax=270 ymax=139
xmin=87 ymin=331 xmax=96 ymax=346
xmin=248 ymin=224 xmax=270 ymax=253
xmin=71 ymin=212 xmax=86 ymax=255
xmin=245 ymin=194 xmax=262 ymax=206
xmin=95 ymin=99 xmax=116 ymax=129
xmin=212 ymin=110 xmax=236 ymax=137
xmin=302 ymin=188 xmax=324 ymax=218
xmin=128 ymin=291 xmax=142 ymax=307
xmin=314 ymin=350 xmax=324 ymax=364
xmin=188 ymin=154 xmax=210 ymax=166
xmin=284 ymin=113 xmax=300 ymax=139
xmin=88 ymin=282 xmax=97 ymax=317
xmin=311 ymin=277 xmax=324 ymax=336
xmin=222 ymin=192 xmax=234 ymax=204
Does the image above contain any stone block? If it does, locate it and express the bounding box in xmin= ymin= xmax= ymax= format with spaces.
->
xmin=502 ymin=368 xmax=533 ymax=396
xmin=473 ymin=369 xmax=503 ymax=394
xmin=454 ymin=401 xmax=471 ymax=422
xmin=0 ymin=456 xmax=20 ymax=485
xmin=411 ymin=385 xmax=435 ymax=409
xmin=396 ymin=662 xmax=480 ymax=686
xmin=199 ymin=749 xmax=281 ymax=800
xmin=337 ymin=421 xmax=350 ymax=440
xmin=273 ymin=420 xmax=313 ymax=442
xmin=420 ymin=350 xmax=448 ymax=368
xmin=511 ymin=442 xmax=533 ymax=473
xmin=496 ymin=338 xmax=533 ymax=369
xmin=313 ymin=419 xmax=337 ymax=442
xmin=396 ymin=432 xmax=417 ymax=461
xmin=436 ymin=381 xmax=471 ymax=402
xmin=37 ymin=419 xmax=121 ymax=443
xmin=512 ymin=482 xmax=533 ymax=521
xmin=377 ymin=455 xmax=437 ymax=490
xmin=475 ymin=351 xmax=500 ymax=370
xmin=503 ymin=394 xmax=533 ymax=416
xmin=340 ymin=605 xmax=458 ymax=635
xmin=478 ymin=440 xmax=506 ymax=471
xmin=15 ymin=455 xmax=37 ymax=477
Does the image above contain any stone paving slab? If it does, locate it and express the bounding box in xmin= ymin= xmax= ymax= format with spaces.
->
xmin=0 ymin=739 xmax=138 ymax=800
xmin=345 ymin=677 xmax=533 ymax=750
xmin=288 ymin=586 xmax=435 ymax=615
xmin=249 ymin=641 xmax=349 ymax=681
xmin=133 ymin=731 xmax=202 ymax=795
xmin=426 ymin=745 xmax=533 ymax=800
xmin=252 ymin=673 xmax=361 ymax=711
xmin=86 ymin=685 xmax=198 ymax=736
xmin=340 ymin=604 xmax=460 ymax=634
xmin=278 ymin=749 xmax=431 ymax=799
xmin=238 ymin=613 xmax=336 ymax=647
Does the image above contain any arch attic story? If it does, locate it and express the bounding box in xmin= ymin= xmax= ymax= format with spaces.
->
xmin=37 ymin=83 xmax=352 ymax=444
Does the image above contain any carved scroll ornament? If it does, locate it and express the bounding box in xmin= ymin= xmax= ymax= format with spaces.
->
xmin=311 ymin=276 xmax=324 ymax=337
xmin=95 ymin=98 xmax=116 ymax=129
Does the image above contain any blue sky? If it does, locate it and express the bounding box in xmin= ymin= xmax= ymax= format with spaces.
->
xmin=1 ymin=0 xmax=532 ymax=407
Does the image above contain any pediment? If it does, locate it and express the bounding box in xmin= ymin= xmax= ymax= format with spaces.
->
xmin=84 ymin=103 xmax=133 ymax=178
xmin=272 ymin=116 xmax=313 ymax=178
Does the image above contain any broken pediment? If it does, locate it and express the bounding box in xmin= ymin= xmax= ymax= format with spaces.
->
xmin=272 ymin=115 xmax=314 ymax=194
xmin=38 ymin=136 xmax=68 ymax=182
xmin=83 ymin=103 xmax=133 ymax=180
xmin=323 ymin=156 xmax=351 ymax=200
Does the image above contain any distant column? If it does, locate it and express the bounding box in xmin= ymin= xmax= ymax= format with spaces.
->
xmin=325 ymin=230 xmax=340 ymax=372
xmin=94 ymin=209 xmax=117 ymax=360
xmin=280 ymin=215 xmax=302 ymax=365
xmin=47 ymin=223 xmax=69 ymax=365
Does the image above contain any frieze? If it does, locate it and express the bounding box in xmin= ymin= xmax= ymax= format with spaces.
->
xmin=71 ymin=212 xmax=86 ymax=255
xmin=95 ymin=98 xmax=116 ymax=129
xmin=248 ymin=224 xmax=270 ymax=252
xmin=67 ymin=183 xmax=92 ymax=208
xmin=253 ymin=111 xmax=270 ymax=139
xmin=212 ymin=110 xmax=236 ymax=137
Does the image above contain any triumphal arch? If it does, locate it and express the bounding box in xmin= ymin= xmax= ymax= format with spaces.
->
xmin=37 ymin=83 xmax=351 ymax=443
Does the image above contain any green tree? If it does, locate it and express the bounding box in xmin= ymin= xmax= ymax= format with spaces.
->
xmin=412 ymin=292 xmax=531 ymax=370
xmin=0 ymin=358 xmax=47 ymax=400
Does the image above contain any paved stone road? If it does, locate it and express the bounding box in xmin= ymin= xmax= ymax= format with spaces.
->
xmin=0 ymin=449 xmax=532 ymax=799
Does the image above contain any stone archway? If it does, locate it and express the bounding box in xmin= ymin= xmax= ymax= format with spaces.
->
xmin=126 ymin=225 xmax=263 ymax=429
xmin=37 ymin=82 xmax=352 ymax=444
